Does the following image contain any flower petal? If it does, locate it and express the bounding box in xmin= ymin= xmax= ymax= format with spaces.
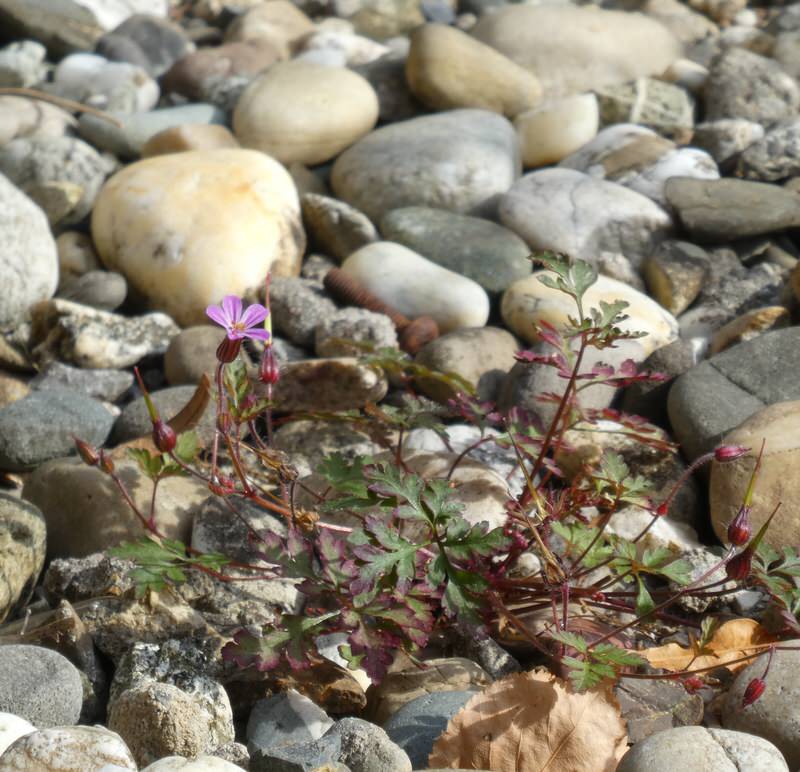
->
xmin=245 ymin=328 xmax=271 ymax=342
xmin=206 ymin=304 xmax=228 ymax=328
xmin=239 ymin=303 xmax=268 ymax=330
xmin=221 ymin=295 xmax=242 ymax=324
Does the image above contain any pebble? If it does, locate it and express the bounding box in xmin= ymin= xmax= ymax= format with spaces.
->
xmin=78 ymin=103 xmax=226 ymax=159
xmin=617 ymin=726 xmax=789 ymax=771
xmin=269 ymin=277 xmax=338 ymax=348
xmin=301 ymin=193 xmax=379 ymax=263
xmin=315 ymin=307 xmax=398 ymax=357
xmin=0 ymin=387 xmax=114 ymax=472
xmin=704 ymin=47 xmax=800 ymax=123
xmin=22 ymin=456 xmax=206 ymax=558
xmin=141 ymin=756 xmax=242 ymax=771
xmin=0 ymin=172 xmax=58 ymax=327
xmin=405 ymin=23 xmax=541 ymax=117
xmin=0 ymin=712 xmax=35 ymax=756
xmin=224 ymin=0 xmax=316 ymax=56
xmin=91 ymin=149 xmax=305 ymax=326
xmin=57 ymin=270 xmax=128 ymax=311
xmin=341 ymin=242 xmax=490 ymax=333
xmin=164 ymin=325 xmax=237 ymax=385
xmin=0 ymin=372 xmax=29 ymax=407
xmin=0 ymin=96 xmax=75 ymax=146
xmin=272 ymin=419 xmax=385 ymax=469
xmin=233 ymin=61 xmax=378 ymax=166
xmin=739 ymin=117 xmax=800 ymax=182
xmin=379 ymin=206 xmax=531 ymax=295
xmin=643 ymin=239 xmax=709 ymax=315
xmin=297 ymin=28 xmax=390 ymax=66
xmin=692 ymin=119 xmax=765 ymax=166
xmin=0 ymin=645 xmax=83 ymax=727
xmin=708 ymin=306 xmax=788 ymax=355
xmin=56 ymin=231 xmax=101 ymax=278
xmin=501 ymin=271 xmax=679 ymax=354
xmin=0 ymin=40 xmax=46 ymax=87
xmin=498 ymin=168 xmax=673 ymax=269
xmin=414 ymin=326 xmax=519 ymax=403
xmin=383 ymin=690 xmax=477 ymax=769
xmin=668 ymin=327 xmax=800 ymax=461
xmin=354 ymin=56 xmax=421 ymax=124
xmin=141 ymin=124 xmax=239 ymax=157
xmin=0 ymin=494 xmax=46 ymax=623
xmin=0 ymin=725 xmax=137 ymax=770
xmin=30 ymin=299 xmax=179 ymax=369
xmin=247 ymin=690 xmax=334 ymax=755
xmin=331 ymin=109 xmax=520 ymax=223
xmin=470 ymin=5 xmax=680 ymax=98
xmin=514 ymin=94 xmax=599 ymax=168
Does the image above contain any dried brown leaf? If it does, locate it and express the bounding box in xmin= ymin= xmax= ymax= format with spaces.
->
xmin=641 ymin=618 xmax=775 ymax=674
xmin=428 ymin=669 xmax=628 ymax=772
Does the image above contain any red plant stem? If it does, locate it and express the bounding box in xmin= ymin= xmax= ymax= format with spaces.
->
xmin=446 ymin=435 xmax=494 ymax=481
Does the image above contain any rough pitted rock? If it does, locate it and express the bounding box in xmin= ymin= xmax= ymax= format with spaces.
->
xmin=668 ymin=328 xmax=800 ymax=462
xmin=0 ymin=494 xmax=46 ymax=624
xmin=0 ymin=645 xmax=83 ymax=727
xmin=739 ymin=117 xmax=800 ymax=182
xmin=29 ymin=361 xmax=132 ymax=403
xmin=92 ymin=149 xmax=305 ymax=327
xmin=0 ymin=387 xmax=114 ymax=472
xmin=247 ymin=690 xmax=334 ymax=756
xmin=315 ymin=307 xmax=398 ymax=358
xmin=379 ymin=206 xmax=531 ymax=295
xmin=301 ymin=193 xmax=378 ymax=263
xmin=0 ymin=172 xmax=57 ymax=327
xmin=693 ymin=119 xmax=765 ymax=165
xmin=331 ymin=109 xmax=520 ymax=223
xmin=269 ymin=277 xmax=338 ymax=348
xmin=272 ymin=419 xmax=385 ymax=469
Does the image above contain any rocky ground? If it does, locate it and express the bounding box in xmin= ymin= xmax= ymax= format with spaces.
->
xmin=1 ymin=0 xmax=800 ymax=768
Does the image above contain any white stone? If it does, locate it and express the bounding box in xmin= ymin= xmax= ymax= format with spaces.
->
xmin=0 ymin=713 xmax=35 ymax=755
xmin=514 ymin=94 xmax=599 ymax=168
xmin=91 ymin=149 xmax=304 ymax=327
xmin=501 ymin=271 xmax=679 ymax=354
xmin=141 ymin=757 xmax=242 ymax=771
xmin=74 ymin=0 xmax=168 ymax=30
xmin=471 ymin=5 xmax=681 ymax=98
xmin=559 ymin=123 xmax=659 ymax=175
xmin=298 ymin=29 xmax=390 ymax=66
xmin=341 ymin=242 xmax=490 ymax=333
xmin=661 ymin=58 xmax=709 ymax=94
xmin=606 ymin=504 xmax=702 ymax=554
xmin=233 ymin=61 xmax=378 ymax=166
xmin=498 ymin=168 xmax=673 ymax=268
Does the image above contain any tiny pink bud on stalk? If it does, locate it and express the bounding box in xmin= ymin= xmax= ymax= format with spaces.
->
xmin=727 ymin=505 xmax=752 ymax=546
xmin=725 ymin=500 xmax=781 ymax=582
xmin=215 ymin=336 xmax=242 ymax=364
xmin=742 ymin=677 xmax=766 ymax=708
xmin=713 ymin=444 xmax=750 ymax=462
xmin=98 ymin=450 xmax=115 ymax=475
xmin=682 ymin=676 xmax=705 ymax=694
xmin=74 ymin=437 xmax=99 ymax=466
xmin=152 ymin=420 xmax=177 ymax=453
xmin=259 ymin=345 xmax=280 ymax=385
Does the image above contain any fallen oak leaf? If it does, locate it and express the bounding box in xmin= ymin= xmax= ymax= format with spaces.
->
xmin=641 ymin=618 xmax=775 ymax=674
xmin=428 ymin=669 xmax=627 ymax=772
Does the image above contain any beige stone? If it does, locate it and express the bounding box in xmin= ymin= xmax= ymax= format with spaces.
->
xmin=141 ymin=124 xmax=239 ymax=157
xmin=709 ymin=306 xmax=789 ymax=355
xmin=501 ymin=271 xmax=679 ymax=354
xmin=233 ymin=61 xmax=378 ymax=165
xmin=406 ymin=23 xmax=541 ymax=118
xmin=56 ymin=230 xmax=100 ymax=279
xmin=91 ymin=149 xmax=304 ymax=327
xmin=515 ymin=94 xmax=599 ymax=168
xmin=224 ymin=0 xmax=316 ymax=57
xmin=471 ymin=6 xmax=681 ymax=98
xmin=0 ymin=371 xmax=30 ymax=407
xmin=710 ymin=401 xmax=800 ymax=548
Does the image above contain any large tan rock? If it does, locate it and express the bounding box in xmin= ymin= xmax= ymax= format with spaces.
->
xmin=91 ymin=149 xmax=304 ymax=327
xmin=471 ymin=6 xmax=681 ymax=98
xmin=710 ymin=401 xmax=800 ymax=548
xmin=406 ymin=23 xmax=541 ymax=118
xmin=233 ymin=61 xmax=379 ymax=165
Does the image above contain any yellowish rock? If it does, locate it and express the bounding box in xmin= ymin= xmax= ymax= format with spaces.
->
xmin=709 ymin=306 xmax=789 ymax=355
xmin=406 ymin=23 xmax=542 ymax=118
xmin=224 ymin=0 xmax=316 ymax=57
xmin=91 ymin=149 xmax=304 ymax=327
xmin=233 ymin=61 xmax=379 ymax=165
xmin=514 ymin=94 xmax=599 ymax=167
xmin=141 ymin=124 xmax=239 ymax=157
xmin=501 ymin=271 xmax=678 ymax=354
xmin=0 ymin=371 xmax=29 ymax=407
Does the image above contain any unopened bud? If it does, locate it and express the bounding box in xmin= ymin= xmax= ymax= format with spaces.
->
xmin=714 ymin=445 xmax=750 ymax=463
xmin=98 ymin=450 xmax=115 ymax=475
xmin=74 ymin=437 xmax=99 ymax=467
xmin=682 ymin=676 xmax=704 ymax=694
xmin=259 ymin=345 xmax=280 ymax=385
xmin=152 ymin=420 xmax=177 ymax=453
xmin=654 ymin=501 xmax=670 ymax=517
xmin=208 ymin=474 xmax=235 ymax=496
xmin=726 ymin=548 xmax=753 ymax=581
xmin=742 ymin=677 xmax=766 ymax=707
xmin=216 ymin=336 xmax=242 ymax=364
xmin=727 ymin=506 xmax=752 ymax=547
xmin=217 ymin=411 xmax=232 ymax=434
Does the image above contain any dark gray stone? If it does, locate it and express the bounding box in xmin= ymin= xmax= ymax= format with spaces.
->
xmin=0 ymin=387 xmax=114 ymax=471
xmin=29 ymin=361 xmax=133 ymax=402
xmin=668 ymin=327 xmax=800 ymax=461
xmin=380 ymin=206 xmax=531 ymax=294
xmin=353 ymin=57 xmax=422 ymax=125
xmin=247 ymin=691 xmax=333 ymax=756
xmin=383 ymin=690 xmax=476 ymax=769
xmin=0 ymin=644 xmax=83 ymax=727
xmin=269 ymin=277 xmax=338 ymax=348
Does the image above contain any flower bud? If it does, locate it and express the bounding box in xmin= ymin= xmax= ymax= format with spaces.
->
xmin=152 ymin=419 xmax=177 ymax=453
xmin=98 ymin=450 xmax=115 ymax=475
xmin=654 ymin=501 xmax=670 ymax=517
xmin=74 ymin=437 xmax=99 ymax=467
xmin=208 ymin=474 xmax=235 ymax=496
xmin=726 ymin=548 xmax=753 ymax=581
xmin=217 ymin=411 xmax=232 ymax=435
xmin=682 ymin=676 xmax=704 ymax=694
xmin=259 ymin=345 xmax=280 ymax=385
xmin=742 ymin=677 xmax=766 ymax=707
xmin=714 ymin=445 xmax=750 ymax=462
xmin=216 ymin=336 xmax=242 ymax=364
xmin=727 ymin=505 xmax=752 ymax=546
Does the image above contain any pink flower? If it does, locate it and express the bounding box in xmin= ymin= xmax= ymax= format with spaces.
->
xmin=206 ymin=295 xmax=270 ymax=342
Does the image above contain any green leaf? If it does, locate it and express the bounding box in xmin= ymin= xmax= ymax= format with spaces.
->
xmin=592 ymin=643 xmax=647 ymax=667
xmin=551 ymin=630 xmax=589 ymax=654
xmin=127 ymin=447 xmax=164 ymax=480
xmin=173 ymin=430 xmax=199 ymax=464
xmin=635 ymin=577 xmax=655 ymax=618
xmin=561 ymin=656 xmax=616 ymax=691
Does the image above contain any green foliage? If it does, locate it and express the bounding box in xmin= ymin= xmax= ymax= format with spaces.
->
xmin=127 ymin=430 xmax=199 ymax=480
xmin=552 ymin=631 xmax=646 ymax=690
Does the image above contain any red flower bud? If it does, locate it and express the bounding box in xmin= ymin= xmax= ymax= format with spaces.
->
xmin=726 ymin=548 xmax=753 ymax=581
xmin=727 ymin=505 xmax=752 ymax=546
xmin=714 ymin=445 xmax=750 ymax=462
xmin=152 ymin=420 xmax=177 ymax=453
xmin=742 ymin=677 xmax=766 ymax=707
xmin=682 ymin=676 xmax=705 ymax=694
xmin=259 ymin=345 xmax=280 ymax=385
xmin=74 ymin=437 xmax=99 ymax=467
xmin=654 ymin=501 xmax=670 ymax=517
xmin=98 ymin=450 xmax=115 ymax=475
xmin=216 ymin=336 xmax=242 ymax=364
xmin=208 ymin=475 xmax=236 ymax=496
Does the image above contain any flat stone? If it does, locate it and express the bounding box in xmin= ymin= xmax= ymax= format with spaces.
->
xmin=56 ymin=270 xmax=127 ymax=312
xmin=643 ymin=239 xmax=709 ymax=315
xmin=379 ymin=206 xmax=531 ymax=295
xmin=247 ymin=690 xmax=333 ymax=756
xmin=616 ymin=679 xmax=703 ymax=744
xmin=301 ymin=193 xmax=378 ymax=263
xmin=29 ymin=361 xmax=132 ymax=402
xmin=331 ymin=109 xmax=520 ymax=224
xmin=315 ymin=307 xmax=398 ymax=358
